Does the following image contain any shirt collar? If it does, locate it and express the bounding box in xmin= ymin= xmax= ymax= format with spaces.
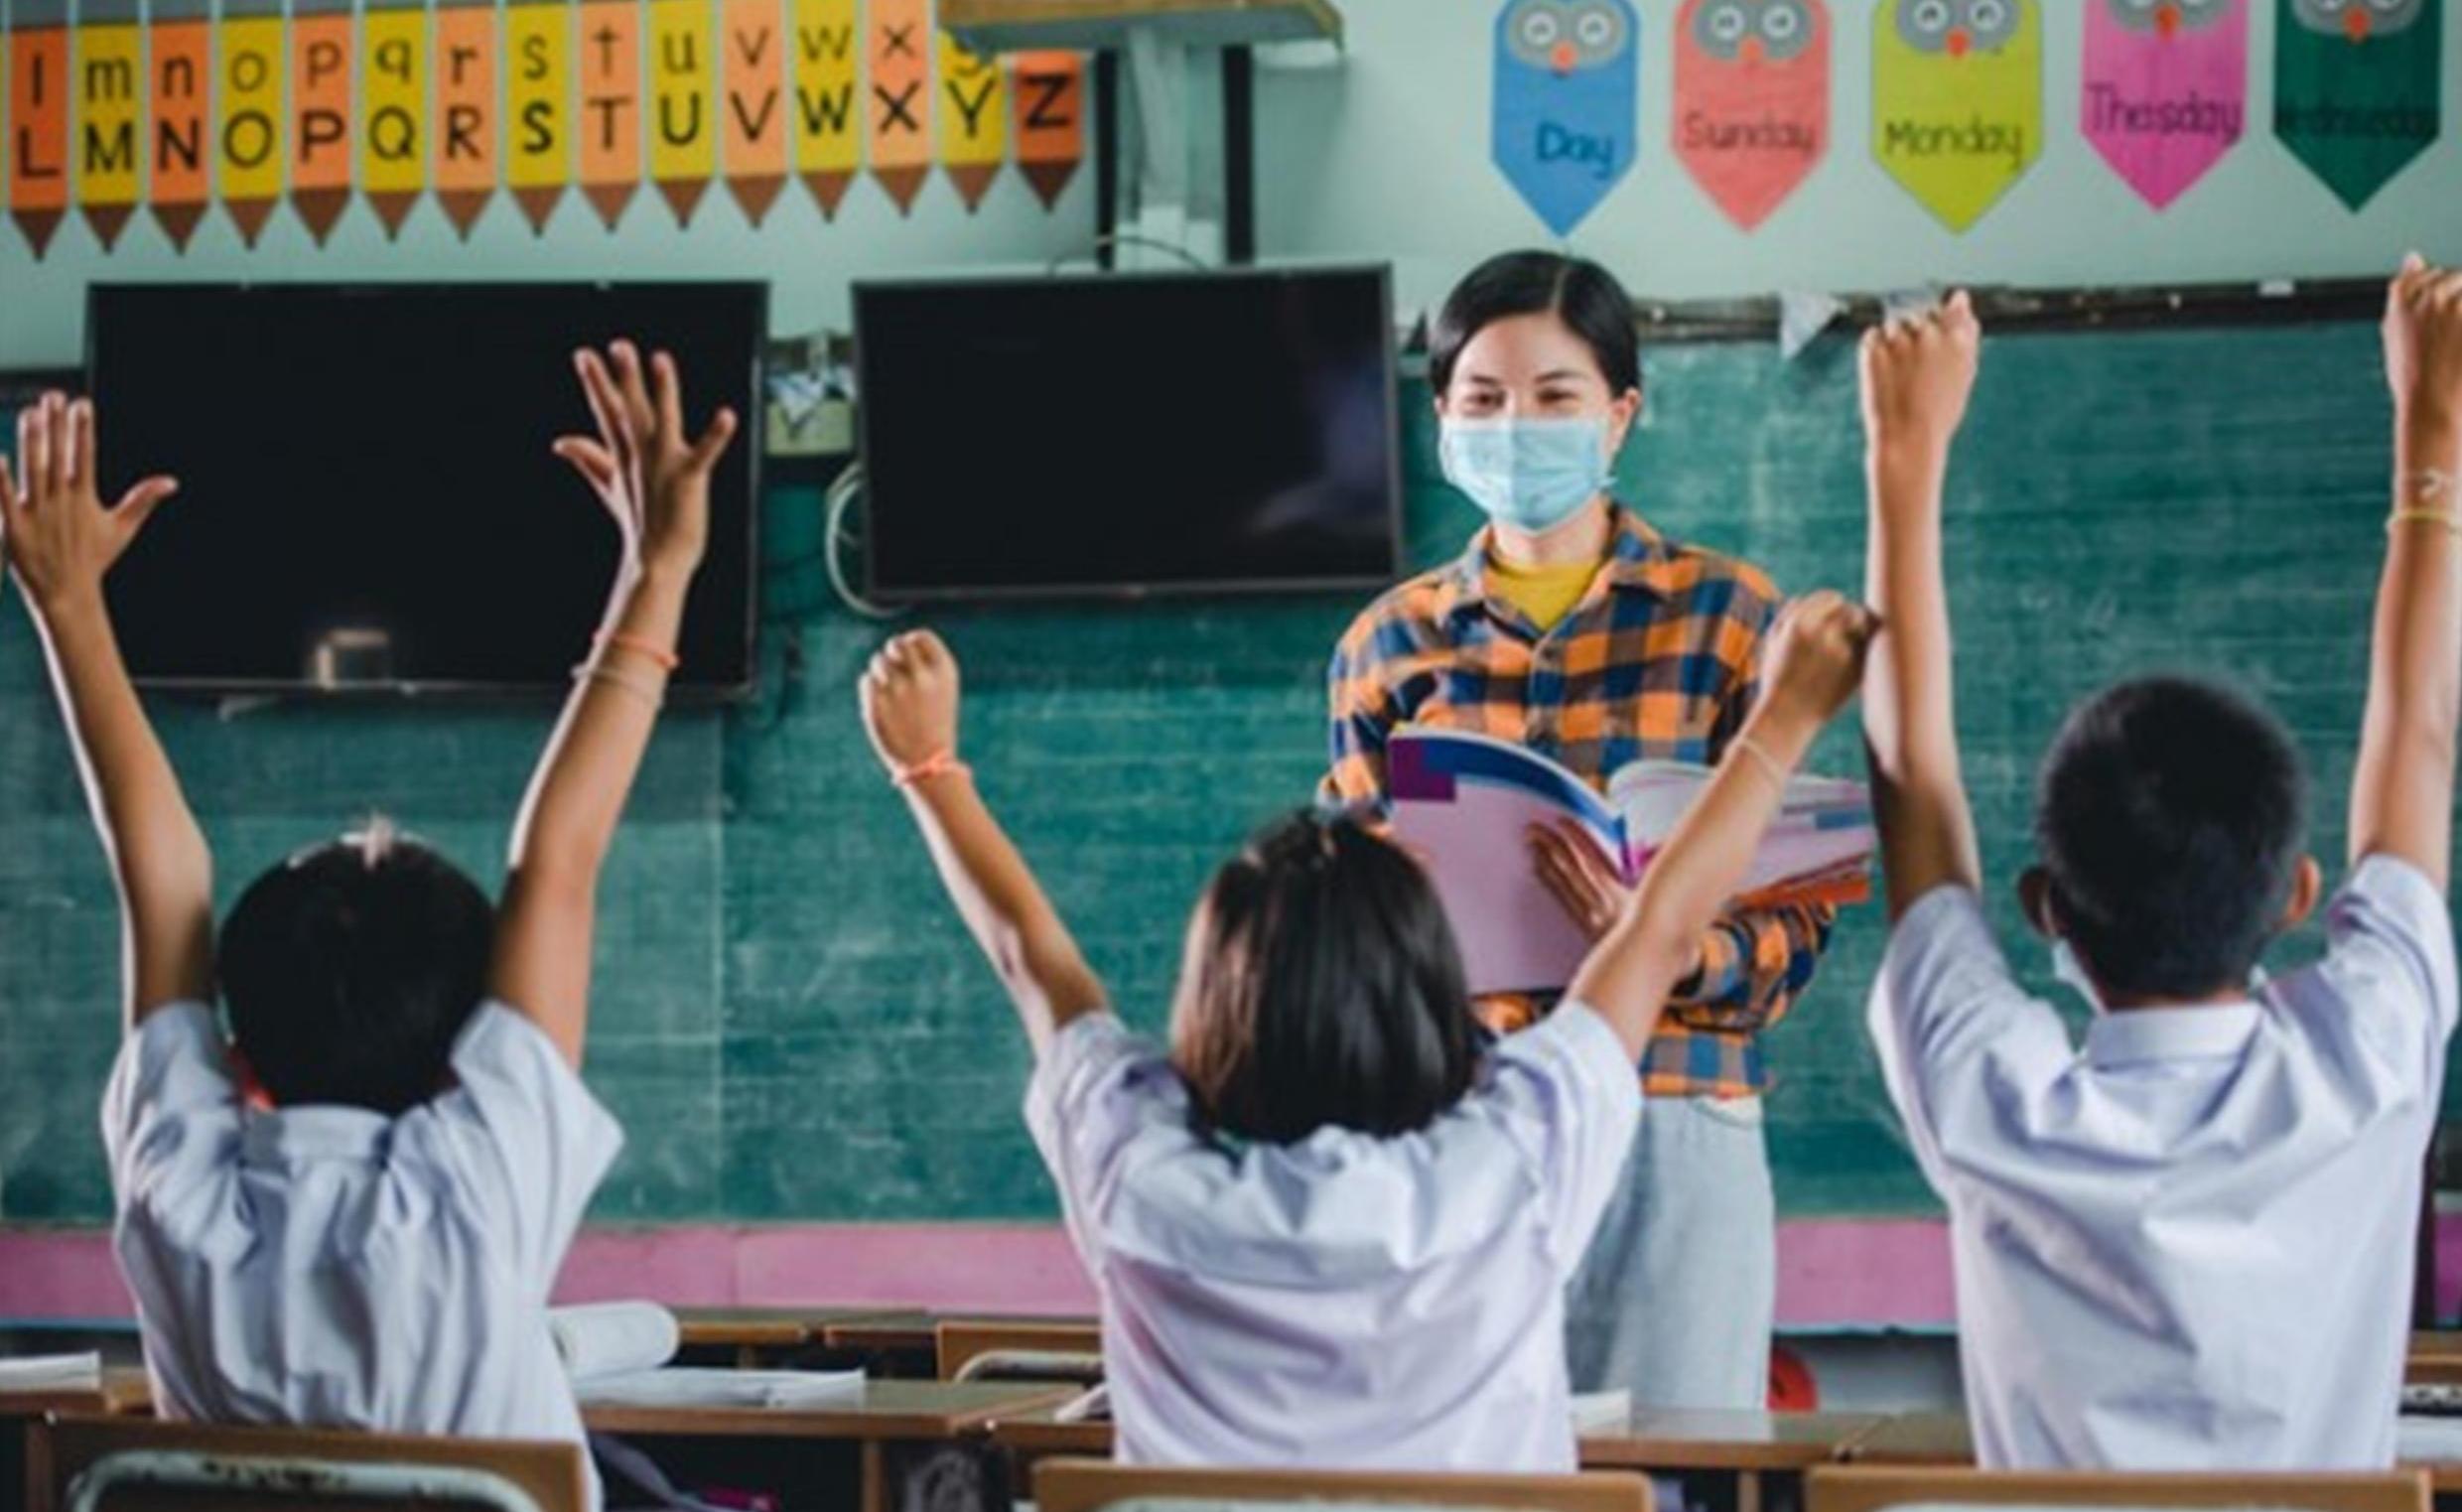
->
xmin=242 ymin=1103 xmax=393 ymax=1168
xmin=2084 ymin=1002 xmax=2262 ymax=1070
xmin=1436 ymin=503 xmax=1675 ymax=626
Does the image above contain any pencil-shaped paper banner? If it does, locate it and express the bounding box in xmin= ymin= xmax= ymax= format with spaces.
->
xmin=148 ymin=0 xmax=211 ymax=247
xmin=360 ymin=0 xmax=427 ymax=234
xmin=74 ymin=0 xmax=144 ymax=249
xmin=648 ymin=0 xmax=713 ymax=223
xmin=1010 ymin=49 xmax=1079 ymax=208
xmin=935 ymin=30 xmax=999 ymax=208
xmin=289 ymin=0 xmax=351 ymax=242
xmin=215 ymin=0 xmax=282 ymax=244
xmin=721 ymin=0 xmax=783 ymax=222
xmin=505 ymin=0 xmax=570 ymax=231
xmin=866 ymin=0 xmax=927 ymax=211
xmin=9 ymin=0 xmax=70 ymax=256
xmin=577 ymin=0 xmax=639 ymax=225
xmin=435 ymin=0 xmax=496 ymax=235
xmin=788 ymin=0 xmax=855 ymax=215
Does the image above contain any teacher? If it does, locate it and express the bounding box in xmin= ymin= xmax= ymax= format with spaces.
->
xmin=1321 ymin=251 xmax=1837 ymax=1410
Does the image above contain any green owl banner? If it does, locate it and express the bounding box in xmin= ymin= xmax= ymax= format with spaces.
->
xmin=1872 ymin=0 xmax=2042 ymax=231
xmin=2275 ymin=0 xmax=2440 ymax=210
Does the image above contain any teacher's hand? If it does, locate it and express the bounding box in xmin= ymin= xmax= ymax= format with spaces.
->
xmin=1530 ymin=819 xmax=1630 ymax=942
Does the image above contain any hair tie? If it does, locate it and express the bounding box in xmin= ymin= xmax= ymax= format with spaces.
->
xmin=596 ymin=630 xmax=681 ymax=672
xmin=893 ymin=751 xmax=972 ymax=790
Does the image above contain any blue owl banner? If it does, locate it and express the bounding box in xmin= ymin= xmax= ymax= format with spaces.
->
xmin=1872 ymin=0 xmax=2043 ymax=232
xmin=1492 ymin=0 xmax=1640 ymax=237
xmin=2274 ymin=0 xmax=2440 ymax=210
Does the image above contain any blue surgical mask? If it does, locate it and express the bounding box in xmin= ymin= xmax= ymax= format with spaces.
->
xmin=1438 ymin=417 xmax=1615 ymax=534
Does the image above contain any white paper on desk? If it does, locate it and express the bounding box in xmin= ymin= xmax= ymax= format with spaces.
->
xmin=577 ymin=1367 xmax=865 ymax=1410
xmin=551 ymin=1303 xmax=681 ymax=1383
xmin=1571 ymin=1388 xmax=1631 ymax=1435
xmin=2399 ymin=1414 xmax=2462 ymax=1462
xmin=0 ymin=1352 xmax=101 ymax=1390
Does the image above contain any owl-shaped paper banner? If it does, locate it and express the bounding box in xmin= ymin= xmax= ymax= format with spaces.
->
xmin=1674 ymin=0 xmax=1828 ymax=231
xmin=1872 ymin=0 xmax=2042 ymax=231
xmin=1492 ymin=0 xmax=1640 ymax=237
xmin=2275 ymin=0 xmax=2440 ymax=209
xmin=2083 ymin=0 xmax=2246 ymax=209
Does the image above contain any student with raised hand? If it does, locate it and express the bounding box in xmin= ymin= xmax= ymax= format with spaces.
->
xmin=0 ymin=344 xmax=733 ymax=1501
xmin=1860 ymin=269 xmax=2462 ymax=1469
xmin=859 ymin=591 xmax=1873 ymax=1471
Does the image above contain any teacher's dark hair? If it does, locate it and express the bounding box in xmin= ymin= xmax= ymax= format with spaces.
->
xmin=1171 ymin=808 xmax=1481 ymax=1144
xmin=1430 ymin=250 xmax=1642 ymax=397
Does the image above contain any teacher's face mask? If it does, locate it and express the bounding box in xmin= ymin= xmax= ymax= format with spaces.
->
xmin=1437 ymin=416 xmax=1615 ymax=534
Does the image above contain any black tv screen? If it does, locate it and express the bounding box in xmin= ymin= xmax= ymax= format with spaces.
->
xmin=854 ymin=266 xmax=1401 ymax=601
xmin=84 ymin=282 xmax=762 ymax=695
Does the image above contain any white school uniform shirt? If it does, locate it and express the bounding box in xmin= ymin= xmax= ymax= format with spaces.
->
xmin=1026 ymin=1000 xmax=1640 ymax=1471
xmin=1870 ymin=855 xmax=2459 ymax=1470
xmin=103 ymin=1000 xmax=622 ymax=1502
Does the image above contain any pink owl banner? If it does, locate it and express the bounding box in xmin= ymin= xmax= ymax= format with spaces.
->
xmin=1673 ymin=0 xmax=1828 ymax=231
xmin=2081 ymin=0 xmax=2247 ymax=210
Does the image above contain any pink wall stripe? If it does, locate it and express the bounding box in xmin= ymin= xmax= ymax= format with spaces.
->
xmin=7 ymin=1217 xmax=2459 ymax=1328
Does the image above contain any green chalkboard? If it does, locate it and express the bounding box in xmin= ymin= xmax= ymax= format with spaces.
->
xmin=0 ymin=311 xmax=2434 ymax=1226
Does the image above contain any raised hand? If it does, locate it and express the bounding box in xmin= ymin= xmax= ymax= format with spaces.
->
xmin=1859 ymin=292 xmax=1982 ymax=477
xmin=862 ymin=630 xmax=962 ymax=776
xmin=2385 ymin=254 xmax=2462 ymax=437
xmin=1755 ymin=590 xmax=1879 ymax=738
xmin=553 ymin=341 xmax=737 ymax=581
xmin=1 ymin=393 xmax=180 ymax=616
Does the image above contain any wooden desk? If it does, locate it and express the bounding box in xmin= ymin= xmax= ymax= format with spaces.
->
xmin=1848 ymin=1414 xmax=2462 ymax=1495
xmin=819 ymin=1311 xmax=938 ymax=1363
xmin=674 ymin=1307 xmax=908 ymax=1366
xmin=1581 ymin=1410 xmax=1890 ymax=1512
xmin=584 ymin=1378 xmax=1075 ymax=1512
xmin=4 ymin=1367 xmax=153 ymax=1512
xmin=2414 ymin=1333 xmax=2462 ymax=1386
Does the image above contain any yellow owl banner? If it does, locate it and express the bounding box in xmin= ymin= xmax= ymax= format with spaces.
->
xmin=649 ymin=0 xmax=717 ymax=224
xmin=506 ymin=0 xmax=573 ymax=233
xmin=216 ymin=0 xmax=284 ymax=246
xmin=1871 ymin=0 xmax=2041 ymax=231
xmin=74 ymin=0 xmax=144 ymax=250
xmin=362 ymin=0 xmax=430 ymax=237
xmin=936 ymin=32 xmax=1003 ymax=210
xmin=789 ymin=0 xmax=859 ymax=216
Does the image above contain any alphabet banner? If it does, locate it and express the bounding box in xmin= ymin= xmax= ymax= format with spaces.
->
xmin=789 ymin=0 xmax=857 ymax=214
xmin=1872 ymin=0 xmax=2042 ymax=231
xmin=436 ymin=0 xmax=497 ymax=236
xmin=722 ymin=0 xmax=784 ymax=224
xmin=2275 ymin=0 xmax=2440 ymax=209
xmin=648 ymin=0 xmax=713 ymax=223
xmin=361 ymin=0 xmax=428 ymax=235
xmin=505 ymin=0 xmax=571 ymax=232
xmin=290 ymin=0 xmax=351 ymax=242
xmin=2082 ymin=0 xmax=2246 ymax=210
xmin=1011 ymin=48 xmax=1081 ymax=209
xmin=1671 ymin=0 xmax=1827 ymax=231
xmin=148 ymin=0 xmax=210 ymax=248
xmin=1490 ymin=0 xmax=1640 ymax=238
xmin=215 ymin=0 xmax=282 ymax=245
xmin=75 ymin=0 xmax=143 ymax=249
xmin=936 ymin=31 xmax=1001 ymax=209
xmin=577 ymin=0 xmax=638 ymax=225
xmin=867 ymin=0 xmax=928 ymax=212
xmin=10 ymin=0 xmax=70 ymax=256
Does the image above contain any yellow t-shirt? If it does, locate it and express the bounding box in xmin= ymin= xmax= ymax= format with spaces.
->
xmin=1485 ymin=553 xmax=1601 ymax=633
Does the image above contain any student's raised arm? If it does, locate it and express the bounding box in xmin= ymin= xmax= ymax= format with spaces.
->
xmin=1568 ymin=593 xmax=1874 ymax=1060
xmin=1858 ymin=296 xmax=1984 ymax=920
xmin=490 ymin=343 xmax=737 ymax=1066
xmin=2 ymin=395 xmax=202 ymax=1029
xmin=2350 ymin=258 xmax=2462 ymax=892
xmin=860 ymin=631 xmax=1109 ymax=1055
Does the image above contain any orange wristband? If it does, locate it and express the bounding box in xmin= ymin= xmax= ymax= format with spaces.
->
xmin=597 ymin=631 xmax=681 ymax=672
xmin=892 ymin=751 xmax=972 ymax=789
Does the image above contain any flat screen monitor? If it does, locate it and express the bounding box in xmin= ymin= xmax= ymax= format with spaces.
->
xmin=854 ymin=265 xmax=1401 ymax=602
xmin=82 ymin=281 xmax=763 ymax=695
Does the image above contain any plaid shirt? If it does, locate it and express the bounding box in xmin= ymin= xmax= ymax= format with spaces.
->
xmin=1321 ymin=504 xmax=1835 ymax=1098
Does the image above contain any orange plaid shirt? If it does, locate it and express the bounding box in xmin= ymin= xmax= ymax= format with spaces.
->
xmin=1321 ymin=505 xmax=1836 ymax=1098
